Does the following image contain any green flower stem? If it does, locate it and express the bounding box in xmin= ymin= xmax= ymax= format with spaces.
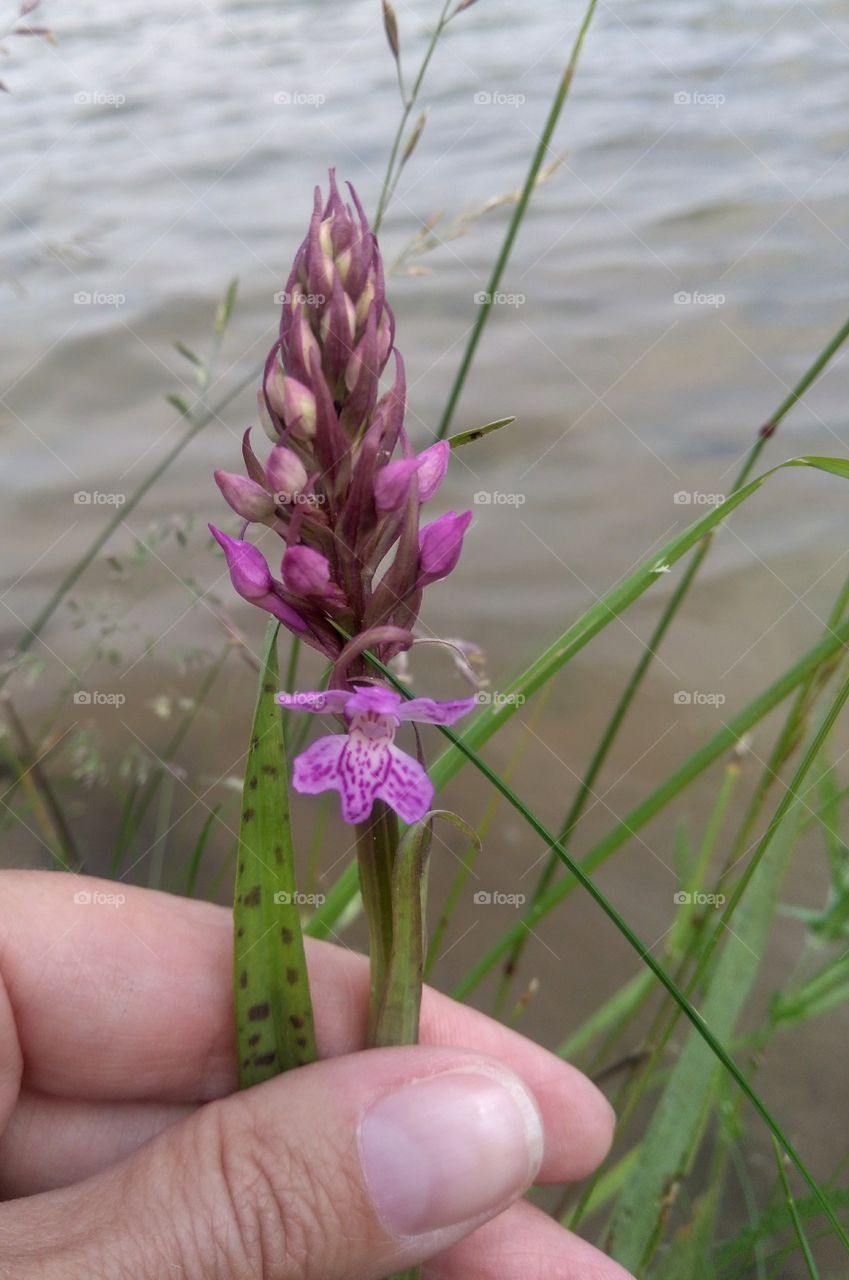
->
xmin=356 ymin=799 xmax=401 ymax=1043
xmin=372 ymin=819 xmax=432 ymax=1048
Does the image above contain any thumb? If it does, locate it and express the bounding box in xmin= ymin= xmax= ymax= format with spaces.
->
xmin=10 ymin=1047 xmax=544 ymax=1280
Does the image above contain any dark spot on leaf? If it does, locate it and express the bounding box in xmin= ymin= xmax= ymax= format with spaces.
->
xmin=238 ymin=861 xmax=245 ymax=874
xmin=262 ymin=764 xmax=279 ymax=778
xmin=243 ymin=885 xmax=261 ymax=908
xmin=289 ymin=1014 xmax=304 ymax=1029
xmin=239 ymin=970 xmax=248 ymax=989
xmin=254 ymin=1050 xmax=276 ymax=1066
xmin=236 ymin=926 xmax=245 ymax=938
xmin=296 ymin=1036 xmax=307 ymax=1048
xmin=243 ymin=807 xmax=255 ymax=823
xmin=281 ymin=928 xmax=294 ymax=944
xmin=263 ymin=681 xmax=275 ymax=694
xmin=248 ymin=1002 xmax=270 ymax=1021
xmin=286 ymin=967 xmax=299 ymax=985
xmin=248 ymin=775 xmax=258 ymax=790
xmin=248 ymin=1033 xmax=260 ymax=1046
xmin=274 ymin=845 xmax=284 ymax=864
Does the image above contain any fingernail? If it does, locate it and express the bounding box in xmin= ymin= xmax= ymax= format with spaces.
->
xmin=359 ymin=1069 xmax=544 ymax=1237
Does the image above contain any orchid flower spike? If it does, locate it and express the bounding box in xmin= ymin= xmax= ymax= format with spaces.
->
xmin=276 ymin=685 xmax=476 ymax=824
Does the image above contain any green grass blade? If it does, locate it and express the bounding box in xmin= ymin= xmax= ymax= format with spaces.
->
xmin=436 ymin=0 xmax=600 ymax=438
xmin=234 ymin=622 xmax=316 ymax=1086
xmin=772 ymin=1135 xmax=822 ymax=1280
xmin=185 ymin=805 xmax=221 ymax=898
xmin=447 ymin=416 xmax=516 ymax=449
xmin=606 ymin=800 xmax=803 ymax=1270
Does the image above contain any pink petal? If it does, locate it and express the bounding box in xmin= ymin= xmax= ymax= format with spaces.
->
xmin=291 ymin=733 xmax=345 ymax=798
xmin=415 ymin=441 xmax=450 ymax=502
xmin=396 ymin=695 xmax=478 ymax=726
xmin=277 ymin=689 xmax=351 ymax=716
xmin=376 ymin=743 xmax=434 ymax=823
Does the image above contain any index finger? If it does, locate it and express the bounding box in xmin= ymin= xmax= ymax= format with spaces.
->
xmin=0 ymin=871 xmax=613 ymax=1182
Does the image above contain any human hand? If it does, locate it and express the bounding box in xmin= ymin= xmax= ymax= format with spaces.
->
xmin=0 ymin=871 xmax=632 ymax=1279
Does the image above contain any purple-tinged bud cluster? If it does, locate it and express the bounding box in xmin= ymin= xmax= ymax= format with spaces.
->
xmin=211 ymin=171 xmax=472 ymax=687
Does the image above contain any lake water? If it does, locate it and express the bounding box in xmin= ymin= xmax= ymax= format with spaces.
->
xmin=3 ymin=0 xmax=849 ymax=1256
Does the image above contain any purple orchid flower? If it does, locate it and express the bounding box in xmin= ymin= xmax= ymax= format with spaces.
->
xmin=211 ymin=172 xmax=474 ymax=670
xmin=277 ymin=686 xmax=476 ymax=824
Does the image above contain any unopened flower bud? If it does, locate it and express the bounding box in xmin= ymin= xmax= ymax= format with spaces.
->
xmin=210 ymin=525 xmax=274 ymax=600
xmin=265 ymin=444 xmax=308 ymax=502
xmin=281 ymin=377 xmax=317 ymax=438
xmin=214 ymin=471 xmax=275 ymax=523
xmin=210 ymin=525 xmax=310 ymax=635
xmin=282 ymin=544 xmax=345 ymax=605
xmin=375 ymin=441 xmax=450 ymax=512
xmin=418 ymin=510 xmax=473 ymax=585
xmin=265 ymin=364 xmax=287 ymax=419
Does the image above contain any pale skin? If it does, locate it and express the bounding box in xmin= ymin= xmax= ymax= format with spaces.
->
xmin=0 ymin=871 xmax=634 ymax=1279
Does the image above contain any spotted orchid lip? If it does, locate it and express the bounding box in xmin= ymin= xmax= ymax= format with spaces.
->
xmin=276 ymin=687 xmax=477 ymax=824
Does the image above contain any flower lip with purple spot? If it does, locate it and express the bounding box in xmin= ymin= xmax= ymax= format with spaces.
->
xmin=276 ymin=684 xmax=477 ymax=823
